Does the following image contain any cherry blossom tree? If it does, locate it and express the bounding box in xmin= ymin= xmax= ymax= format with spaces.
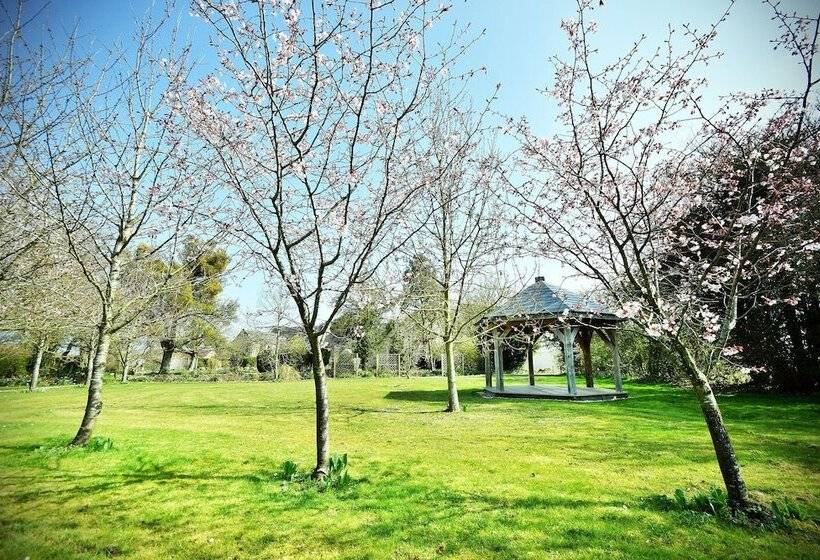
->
xmin=400 ymin=95 xmax=515 ymax=412
xmin=0 ymin=1 xmax=90 ymax=292
xmin=188 ymin=0 xmax=482 ymax=476
xmin=0 ymin=249 xmax=95 ymax=390
xmin=23 ymin=15 xmax=213 ymax=446
xmin=506 ymin=0 xmax=819 ymax=517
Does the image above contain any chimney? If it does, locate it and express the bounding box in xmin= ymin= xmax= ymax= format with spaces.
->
xmin=535 ymin=276 xmax=545 ymax=282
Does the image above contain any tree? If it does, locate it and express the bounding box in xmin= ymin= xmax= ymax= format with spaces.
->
xmin=0 ymin=250 xmax=94 ymax=390
xmin=331 ymin=299 xmax=390 ymax=368
xmin=401 ymin=100 xmax=512 ymax=411
xmin=155 ymin=237 xmax=234 ymax=374
xmin=249 ymin=284 xmax=297 ymax=379
xmin=25 ymin=14 xmax=211 ymax=446
xmin=506 ymin=0 xmax=819 ymax=517
xmin=189 ymin=0 xmax=482 ymax=477
xmin=0 ymin=2 xmax=89 ymax=293
xmin=400 ymin=254 xmax=441 ymax=370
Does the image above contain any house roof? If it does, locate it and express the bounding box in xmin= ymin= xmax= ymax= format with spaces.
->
xmin=233 ymin=327 xmax=348 ymax=349
xmin=484 ymin=277 xmax=622 ymax=322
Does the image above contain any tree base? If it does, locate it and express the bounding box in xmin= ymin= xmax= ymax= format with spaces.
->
xmin=732 ymin=500 xmax=774 ymax=525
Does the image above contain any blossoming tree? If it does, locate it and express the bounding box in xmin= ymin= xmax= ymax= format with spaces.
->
xmin=26 ymin=16 xmax=212 ymax=445
xmin=400 ymin=94 xmax=516 ymax=412
xmin=189 ymin=0 xmax=481 ymax=476
xmin=506 ymin=0 xmax=819 ymax=517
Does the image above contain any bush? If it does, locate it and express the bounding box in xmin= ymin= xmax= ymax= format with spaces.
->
xmin=0 ymin=344 xmax=30 ymax=382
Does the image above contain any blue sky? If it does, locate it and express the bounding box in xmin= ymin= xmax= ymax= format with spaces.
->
xmin=12 ymin=0 xmax=816 ymax=326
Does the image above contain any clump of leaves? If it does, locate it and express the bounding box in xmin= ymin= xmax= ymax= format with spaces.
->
xmin=84 ymin=437 xmax=114 ymax=453
xmin=769 ymin=498 xmax=805 ymax=528
xmin=323 ymin=453 xmax=351 ymax=491
xmin=274 ymin=454 xmax=353 ymax=492
xmin=280 ymin=460 xmax=300 ymax=482
xmin=647 ymin=488 xmax=806 ymax=530
xmin=646 ymin=487 xmax=729 ymax=518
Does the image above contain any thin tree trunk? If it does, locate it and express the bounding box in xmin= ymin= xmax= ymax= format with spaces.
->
xmin=29 ymin=339 xmax=46 ymax=391
xmin=85 ymin=335 xmax=97 ymax=387
xmin=72 ymin=245 xmax=123 ymax=447
xmin=675 ymin=343 xmax=754 ymax=515
xmin=578 ymin=328 xmax=594 ymax=388
xmin=309 ymin=333 xmax=330 ymax=478
xmin=158 ymin=339 xmax=175 ymax=374
xmin=273 ymin=330 xmax=281 ymax=379
xmin=187 ymin=353 xmax=198 ymax=371
xmin=71 ymin=324 xmax=111 ymax=446
xmin=444 ymin=338 xmax=460 ymax=412
xmin=121 ymin=354 xmax=130 ymax=383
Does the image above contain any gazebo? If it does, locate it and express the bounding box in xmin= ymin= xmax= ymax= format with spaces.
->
xmin=477 ymin=276 xmax=628 ymax=401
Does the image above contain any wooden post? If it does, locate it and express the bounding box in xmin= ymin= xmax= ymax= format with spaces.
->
xmin=557 ymin=327 xmax=578 ymax=396
xmin=578 ymin=328 xmax=594 ymax=388
xmin=493 ymin=335 xmax=504 ymax=391
xmin=612 ymin=331 xmax=622 ymax=392
xmin=527 ymin=343 xmax=535 ymax=386
xmin=484 ymin=344 xmax=492 ymax=388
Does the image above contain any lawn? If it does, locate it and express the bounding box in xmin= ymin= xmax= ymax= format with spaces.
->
xmin=0 ymin=376 xmax=818 ymax=559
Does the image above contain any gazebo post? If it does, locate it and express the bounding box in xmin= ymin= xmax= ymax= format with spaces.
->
xmin=484 ymin=343 xmax=493 ymax=388
xmin=527 ymin=342 xmax=535 ymax=386
xmin=611 ymin=331 xmax=623 ymax=392
xmin=557 ymin=326 xmax=578 ymax=396
xmin=493 ymin=334 xmax=504 ymax=391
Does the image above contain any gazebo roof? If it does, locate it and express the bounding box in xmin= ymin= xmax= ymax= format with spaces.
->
xmin=484 ymin=277 xmax=622 ymax=322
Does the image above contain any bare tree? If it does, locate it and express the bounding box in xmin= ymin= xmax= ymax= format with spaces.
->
xmin=0 ymin=248 xmax=95 ymax=390
xmin=507 ymin=0 xmax=819 ymax=517
xmin=189 ymin=0 xmax=483 ymax=476
xmin=0 ymin=2 xmax=89 ymax=291
xmin=401 ymin=98 xmax=514 ymax=412
xmin=24 ymin=14 xmax=211 ymax=445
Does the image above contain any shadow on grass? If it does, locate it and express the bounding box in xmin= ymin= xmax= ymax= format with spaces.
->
xmin=383 ymin=389 xmax=489 ymax=405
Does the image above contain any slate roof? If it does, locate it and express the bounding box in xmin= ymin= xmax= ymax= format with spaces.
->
xmin=484 ymin=277 xmax=622 ymax=322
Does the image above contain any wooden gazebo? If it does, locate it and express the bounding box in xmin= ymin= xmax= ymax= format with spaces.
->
xmin=477 ymin=276 xmax=627 ymax=401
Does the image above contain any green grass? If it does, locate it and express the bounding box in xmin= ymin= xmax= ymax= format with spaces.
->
xmin=0 ymin=376 xmax=818 ymax=559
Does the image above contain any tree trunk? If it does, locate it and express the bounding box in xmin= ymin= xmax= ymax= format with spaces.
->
xmin=85 ymin=335 xmax=97 ymax=387
xmin=444 ymin=338 xmax=460 ymax=412
xmin=73 ymin=243 xmax=123 ymax=447
xmin=309 ymin=333 xmax=330 ymax=479
xmin=121 ymin=355 xmax=130 ymax=383
xmin=578 ymin=328 xmax=594 ymax=388
xmin=71 ymin=325 xmax=111 ymax=446
xmin=29 ymin=339 xmax=46 ymax=391
xmin=675 ymin=343 xmax=754 ymax=515
xmin=187 ymin=353 xmax=198 ymax=371
xmin=527 ymin=342 xmax=535 ymax=386
xmin=273 ymin=330 xmax=281 ymax=379
xmin=159 ymin=339 xmax=175 ymax=374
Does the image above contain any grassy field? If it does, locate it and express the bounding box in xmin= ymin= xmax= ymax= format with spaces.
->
xmin=0 ymin=376 xmax=818 ymax=559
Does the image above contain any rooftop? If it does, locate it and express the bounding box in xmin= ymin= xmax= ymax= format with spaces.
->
xmin=483 ymin=277 xmax=622 ymax=322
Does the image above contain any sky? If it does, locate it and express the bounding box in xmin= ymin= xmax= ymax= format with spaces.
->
xmin=9 ymin=0 xmax=817 ymax=329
